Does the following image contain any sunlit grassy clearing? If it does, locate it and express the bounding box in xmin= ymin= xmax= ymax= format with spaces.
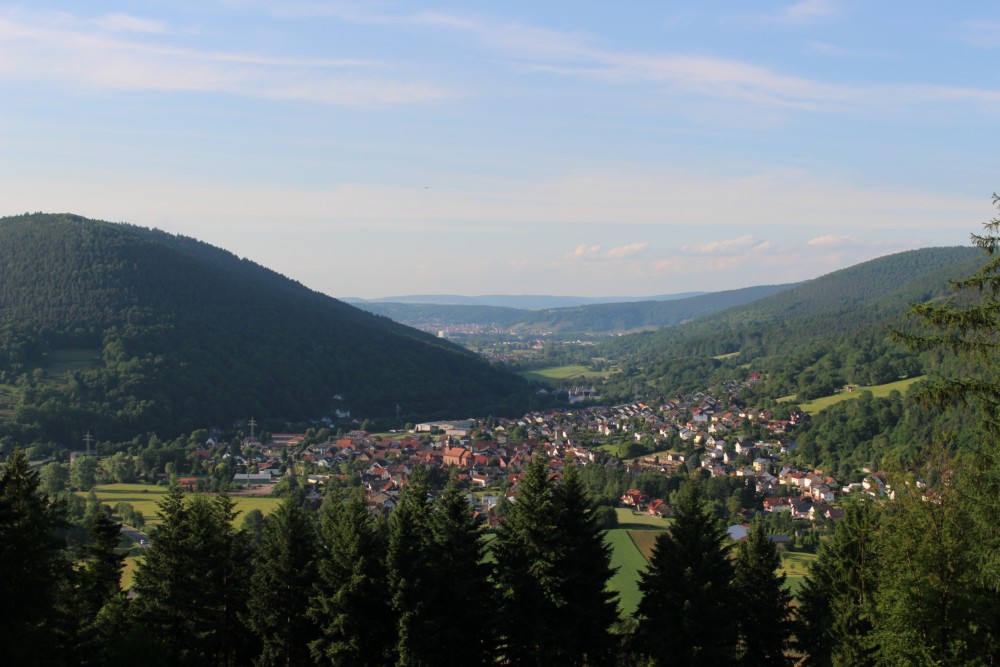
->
xmin=85 ymin=483 xmax=283 ymax=526
xmin=519 ymin=365 xmax=610 ymax=383
xmin=780 ymin=376 xmax=926 ymax=414
xmin=606 ymin=528 xmax=648 ymax=616
xmin=615 ymin=507 xmax=671 ymax=529
xmin=713 ymin=352 xmax=740 ymax=360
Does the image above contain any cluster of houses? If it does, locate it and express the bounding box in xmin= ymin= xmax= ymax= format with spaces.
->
xmin=208 ymin=373 xmax=894 ymax=524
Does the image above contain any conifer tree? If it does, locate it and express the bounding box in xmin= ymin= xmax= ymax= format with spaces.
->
xmin=873 ymin=454 xmax=998 ymax=665
xmin=547 ymin=463 xmax=619 ymax=665
xmin=132 ymin=485 xmax=253 ymax=666
xmin=247 ymin=497 xmax=319 ymax=667
xmin=733 ymin=517 xmax=793 ymax=667
xmin=633 ymin=480 xmax=737 ymax=666
xmin=387 ymin=476 xmax=435 ymax=666
xmin=0 ymin=448 xmax=70 ymax=667
xmin=796 ymin=498 xmax=880 ymax=667
xmin=428 ymin=481 xmax=498 ymax=666
xmin=493 ymin=455 xmax=618 ymax=666
xmin=308 ymin=490 xmax=393 ymax=666
xmin=69 ymin=510 xmax=128 ymax=666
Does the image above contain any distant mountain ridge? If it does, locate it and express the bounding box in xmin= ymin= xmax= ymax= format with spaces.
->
xmin=0 ymin=213 xmax=528 ymax=442
xmin=343 ymin=292 xmax=705 ymax=310
xmin=350 ymin=284 xmax=796 ymax=334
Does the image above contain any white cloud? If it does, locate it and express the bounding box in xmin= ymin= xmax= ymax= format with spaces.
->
xmin=782 ymin=0 xmax=837 ymax=24
xmin=683 ymin=236 xmax=761 ymax=255
xmin=808 ymin=234 xmax=859 ymax=247
xmin=93 ymin=13 xmax=168 ymax=34
xmin=568 ymin=244 xmax=603 ymax=259
xmin=0 ymin=12 xmax=450 ymax=107
xmin=607 ymin=242 xmax=649 ymax=259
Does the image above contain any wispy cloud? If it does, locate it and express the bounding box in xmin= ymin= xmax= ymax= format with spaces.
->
xmin=608 ymin=242 xmax=649 ymax=259
xmin=0 ymin=10 xmax=450 ymax=107
xmin=781 ymin=0 xmax=838 ymax=24
xmin=93 ymin=13 xmax=168 ymax=34
xmin=957 ymin=19 xmax=1000 ymax=47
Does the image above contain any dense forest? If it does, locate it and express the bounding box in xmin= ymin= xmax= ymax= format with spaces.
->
xmin=588 ymin=246 xmax=982 ymax=402
xmin=0 ymin=214 xmax=529 ymax=445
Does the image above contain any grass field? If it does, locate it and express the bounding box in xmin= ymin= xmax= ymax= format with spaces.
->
xmin=780 ymin=550 xmax=818 ymax=599
xmin=519 ymin=365 xmax=611 ymax=384
xmin=45 ymin=347 xmax=103 ymax=377
xmin=615 ymin=507 xmax=671 ymax=530
xmin=84 ymin=483 xmax=284 ymax=526
xmin=606 ymin=528 xmax=649 ymax=616
xmin=780 ymin=376 xmax=926 ymax=414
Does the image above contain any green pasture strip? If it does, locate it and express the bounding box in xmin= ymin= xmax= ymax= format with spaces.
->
xmin=779 ymin=376 xmax=926 ymax=414
xmin=606 ymin=528 xmax=648 ymax=617
xmin=713 ymin=352 xmax=740 ymax=360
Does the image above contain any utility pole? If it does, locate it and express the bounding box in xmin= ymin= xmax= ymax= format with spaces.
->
xmin=83 ymin=431 xmax=94 ymax=457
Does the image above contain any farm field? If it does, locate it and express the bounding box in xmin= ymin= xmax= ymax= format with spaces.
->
xmin=519 ymin=364 xmax=611 ymax=383
xmin=780 ymin=376 xmax=925 ymax=414
xmin=606 ymin=528 xmax=648 ymax=616
xmin=780 ymin=550 xmax=818 ymax=599
xmin=84 ymin=483 xmax=283 ymax=526
xmin=615 ymin=507 xmax=671 ymax=529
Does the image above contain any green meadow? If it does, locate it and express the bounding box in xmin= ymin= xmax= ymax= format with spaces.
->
xmin=780 ymin=376 xmax=925 ymax=414
xmin=519 ymin=365 xmax=611 ymax=384
xmin=84 ymin=482 xmax=283 ymax=526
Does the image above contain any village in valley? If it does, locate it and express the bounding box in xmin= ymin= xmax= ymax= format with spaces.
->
xmin=224 ymin=371 xmax=884 ymax=538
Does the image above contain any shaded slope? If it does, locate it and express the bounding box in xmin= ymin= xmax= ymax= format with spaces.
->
xmin=0 ymin=213 xmax=527 ymax=441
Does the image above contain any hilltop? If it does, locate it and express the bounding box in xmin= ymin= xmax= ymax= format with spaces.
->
xmin=0 ymin=213 xmax=528 ymax=442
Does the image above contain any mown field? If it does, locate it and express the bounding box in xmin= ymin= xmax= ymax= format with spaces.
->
xmin=780 ymin=376 xmax=925 ymax=414
xmin=519 ymin=365 xmax=612 ymax=384
xmin=84 ymin=483 xmax=284 ymax=527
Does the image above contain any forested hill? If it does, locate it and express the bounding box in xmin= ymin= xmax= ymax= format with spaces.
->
xmin=596 ymin=246 xmax=983 ymax=401
xmin=0 ymin=213 xmax=527 ymax=442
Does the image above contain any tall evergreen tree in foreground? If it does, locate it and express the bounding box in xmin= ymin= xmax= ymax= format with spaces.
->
xmin=0 ymin=448 xmax=70 ymax=667
xmin=308 ymin=490 xmax=393 ymax=666
xmin=633 ymin=480 xmax=736 ymax=666
xmin=132 ymin=484 xmax=253 ymax=666
xmin=796 ymin=498 xmax=880 ymax=667
xmin=247 ymin=497 xmax=319 ymax=667
xmin=493 ymin=455 xmax=618 ymax=665
xmin=428 ymin=481 xmax=498 ymax=666
xmin=733 ymin=517 xmax=793 ymax=667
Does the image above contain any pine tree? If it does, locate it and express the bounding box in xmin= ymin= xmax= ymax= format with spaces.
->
xmin=796 ymin=498 xmax=880 ymax=667
xmin=308 ymin=490 xmax=393 ymax=666
xmin=132 ymin=485 xmax=253 ymax=666
xmin=0 ymin=449 xmax=71 ymax=667
xmin=247 ymin=497 xmax=320 ymax=667
xmin=633 ymin=480 xmax=737 ymax=666
xmin=70 ymin=510 xmax=128 ymax=667
xmin=387 ymin=477 xmax=435 ymax=666
xmin=493 ymin=455 xmax=618 ymax=666
xmin=547 ymin=463 xmax=619 ymax=665
xmin=873 ymin=452 xmax=998 ymax=666
xmin=733 ymin=517 xmax=793 ymax=667
xmin=427 ymin=481 xmax=498 ymax=666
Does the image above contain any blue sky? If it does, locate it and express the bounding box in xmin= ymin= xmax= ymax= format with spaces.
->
xmin=2 ymin=1 xmax=998 ymax=299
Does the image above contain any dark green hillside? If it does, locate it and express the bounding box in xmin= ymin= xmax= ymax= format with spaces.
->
xmin=0 ymin=213 xmax=527 ymax=442
xmin=595 ymin=246 xmax=983 ymax=401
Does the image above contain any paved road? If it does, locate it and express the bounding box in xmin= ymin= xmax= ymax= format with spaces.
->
xmin=120 ymin=525 xmax=150 ymax=550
